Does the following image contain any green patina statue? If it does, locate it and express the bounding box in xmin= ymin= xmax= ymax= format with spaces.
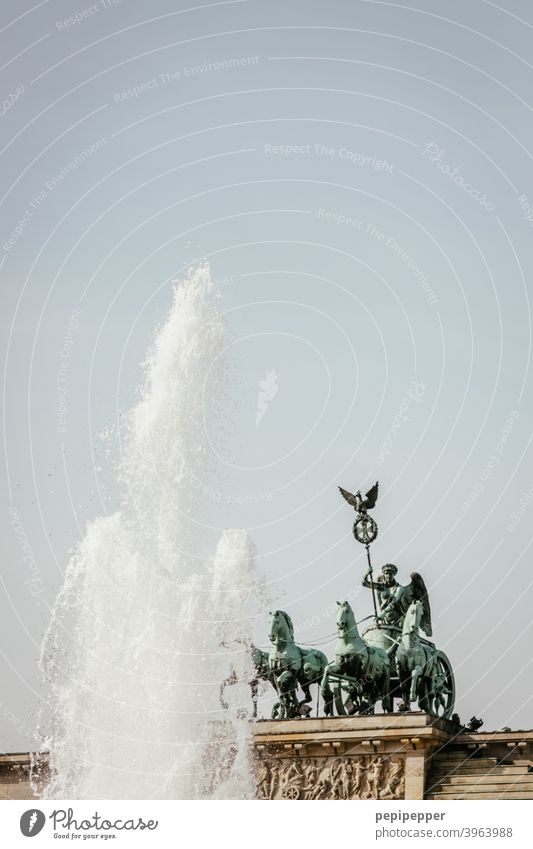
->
xmin=320 ymin=600 xmax=392 ymax=715
xmin=268 ymin=610 xmax=329 ymax=719
xmin=254 ymin=481 xmax=456 ymax=720
xmin=362 ymin=563 xmax=432 ymax=637
xmin=395 ymin=599 xmax=454 ymax=717
xmin=358 ymin=563 xmax=454 ymax=717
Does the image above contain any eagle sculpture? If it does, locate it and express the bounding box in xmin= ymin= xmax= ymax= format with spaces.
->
xmin=338 ymin=481 xmax=379 ymax=513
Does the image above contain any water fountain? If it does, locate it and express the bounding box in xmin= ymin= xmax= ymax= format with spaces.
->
xmin=35 ymin=266 xmax=264 ymax=799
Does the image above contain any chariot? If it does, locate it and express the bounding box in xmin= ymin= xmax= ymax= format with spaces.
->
xmin=326 ymin=618 xmax=455 ymax=719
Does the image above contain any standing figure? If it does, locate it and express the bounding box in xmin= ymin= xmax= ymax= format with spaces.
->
xmin=330 ymin=762 xmax=344 ymax=799
xmin=303 ymin=761 xmax=318 ymax=799
xmin=362 ymin=564 xmax=432 ymax=638
xmin=269 ymin=761 xmax=280 ymax=799
xmin=340 ymin=761 xmax=353 ymax=799
xmin=351 ymin=757 xmax=365 ymax=798
xmin=366 ymin=756 xmax=385 ymax=800
xmin=257 ymin=761 xmax=271 ymax=799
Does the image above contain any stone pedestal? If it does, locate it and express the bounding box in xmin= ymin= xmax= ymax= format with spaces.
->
xmin=252 ymin=713 xmax=450 ymax=800
xmin=1 ymin=725 xmax=531 ymax=799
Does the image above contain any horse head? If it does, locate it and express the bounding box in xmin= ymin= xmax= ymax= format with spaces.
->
xmin=402 ymin=599 xmax=423 ymax=635
xmin=268 ymin=610 xmax=294 ymax=646
xmin=336 ymin=600 xmax=357 ymax=638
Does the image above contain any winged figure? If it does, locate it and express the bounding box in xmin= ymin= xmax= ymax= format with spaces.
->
xmin=362 ymin=564 xmax=432 ymax=637
xmin=338 ymin=481 xmax=379 ymax=514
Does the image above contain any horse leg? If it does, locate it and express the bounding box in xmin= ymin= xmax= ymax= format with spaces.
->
xmin=410 ymin=664 xmax=423 ymax=704
xmin=422 ymin=655 xmax=437 ymax=714
xmin=320 ymin=666 xmax=335 ymax=716
xmin=418 ymin=661 xmax=436 ymax=714
xmin=271 ymin=670 xmax=286 ymax=719
xmin=298 ymin=682 xmax=313 ymax=717
xmin=300 ymin=682 xmax=312 ymax=705
xmin=289 ymin=673 xmax=301 ymax=717
xmin=277 ymin=691 xmax=289 ymax=719
xmin=271 ymin=676 xmax=283 ymax=719
xmin=276 ymin=682 xmax=289 ymax=719
xmin=397 ymin=664 xmax=411 ymax=711
xmin=290 ymin=686 xmax=300 ymax=717
xmin=381 ymin=667 xmax=392 ymax=713
xmin=418 ymin=677 xmax=431 ymax=714
xmin=360 ymin=682 xmax=375 ymax=714
xmin=277 ymin=670 xmax=299 ymax=718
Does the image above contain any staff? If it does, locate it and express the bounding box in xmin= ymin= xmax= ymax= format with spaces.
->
xmin=338 ymin=481 xmax=380 ymax=624
xmin=365 ymin=544 xmax=379 ymax=623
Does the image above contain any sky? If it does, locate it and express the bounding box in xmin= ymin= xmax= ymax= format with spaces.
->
xmin=2 ymin=0 xmax=533 ymax=751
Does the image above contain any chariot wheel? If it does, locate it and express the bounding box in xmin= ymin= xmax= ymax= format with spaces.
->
xmin=283 ymin=785 xmax=300 ymax=800
xmin=424 ymin=650 xmax=455 ymax=719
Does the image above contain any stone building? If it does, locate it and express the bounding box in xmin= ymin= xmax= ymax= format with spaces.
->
xmin=2 ymin=715 xmax=532 ymax=800
xmin=252 ymin=715 xmax=533 ymax=800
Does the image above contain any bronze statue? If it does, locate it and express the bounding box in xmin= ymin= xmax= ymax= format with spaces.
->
xmin=320 ymin=600 xmax=392 ymax=715
xmin=268 ymin=610 xmax=329 ymax=718
xmin=362 ymin=563 xmax=432 ymax=637
xmin=338 ymin=481 xmax=379 ymax=513
xmin=256 ymin=480 xmax=456 ymax=720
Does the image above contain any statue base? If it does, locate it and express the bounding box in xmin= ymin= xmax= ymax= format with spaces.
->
xmin=252 ymin=714 xmax=533 ymax=800
xmin=2 ymin=721 xmax=532 ymax=799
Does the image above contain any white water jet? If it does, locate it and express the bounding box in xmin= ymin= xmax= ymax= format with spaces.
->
xmin=36 ymin=266 xmax=265 ymax=799
xmin=194 ymin=528 xmax=270 ymax=800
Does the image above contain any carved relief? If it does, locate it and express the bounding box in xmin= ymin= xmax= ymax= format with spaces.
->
xmin=256 ymin=756 xmax=404 ymax=800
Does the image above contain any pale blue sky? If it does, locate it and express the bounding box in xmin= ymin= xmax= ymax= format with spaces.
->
xmin=2 ymin=0 xmax=533 ymax=749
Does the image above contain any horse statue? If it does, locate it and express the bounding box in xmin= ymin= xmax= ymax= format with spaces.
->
xmin=321 ymin=601 xmax=391 ymax=715
xmin=395 ymin=599 xmax=455 ymax=718
xmin=268 ymin=610 xmax=329 ymax=718
xmin=395 ymin=599 xmax=438 ymax=712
